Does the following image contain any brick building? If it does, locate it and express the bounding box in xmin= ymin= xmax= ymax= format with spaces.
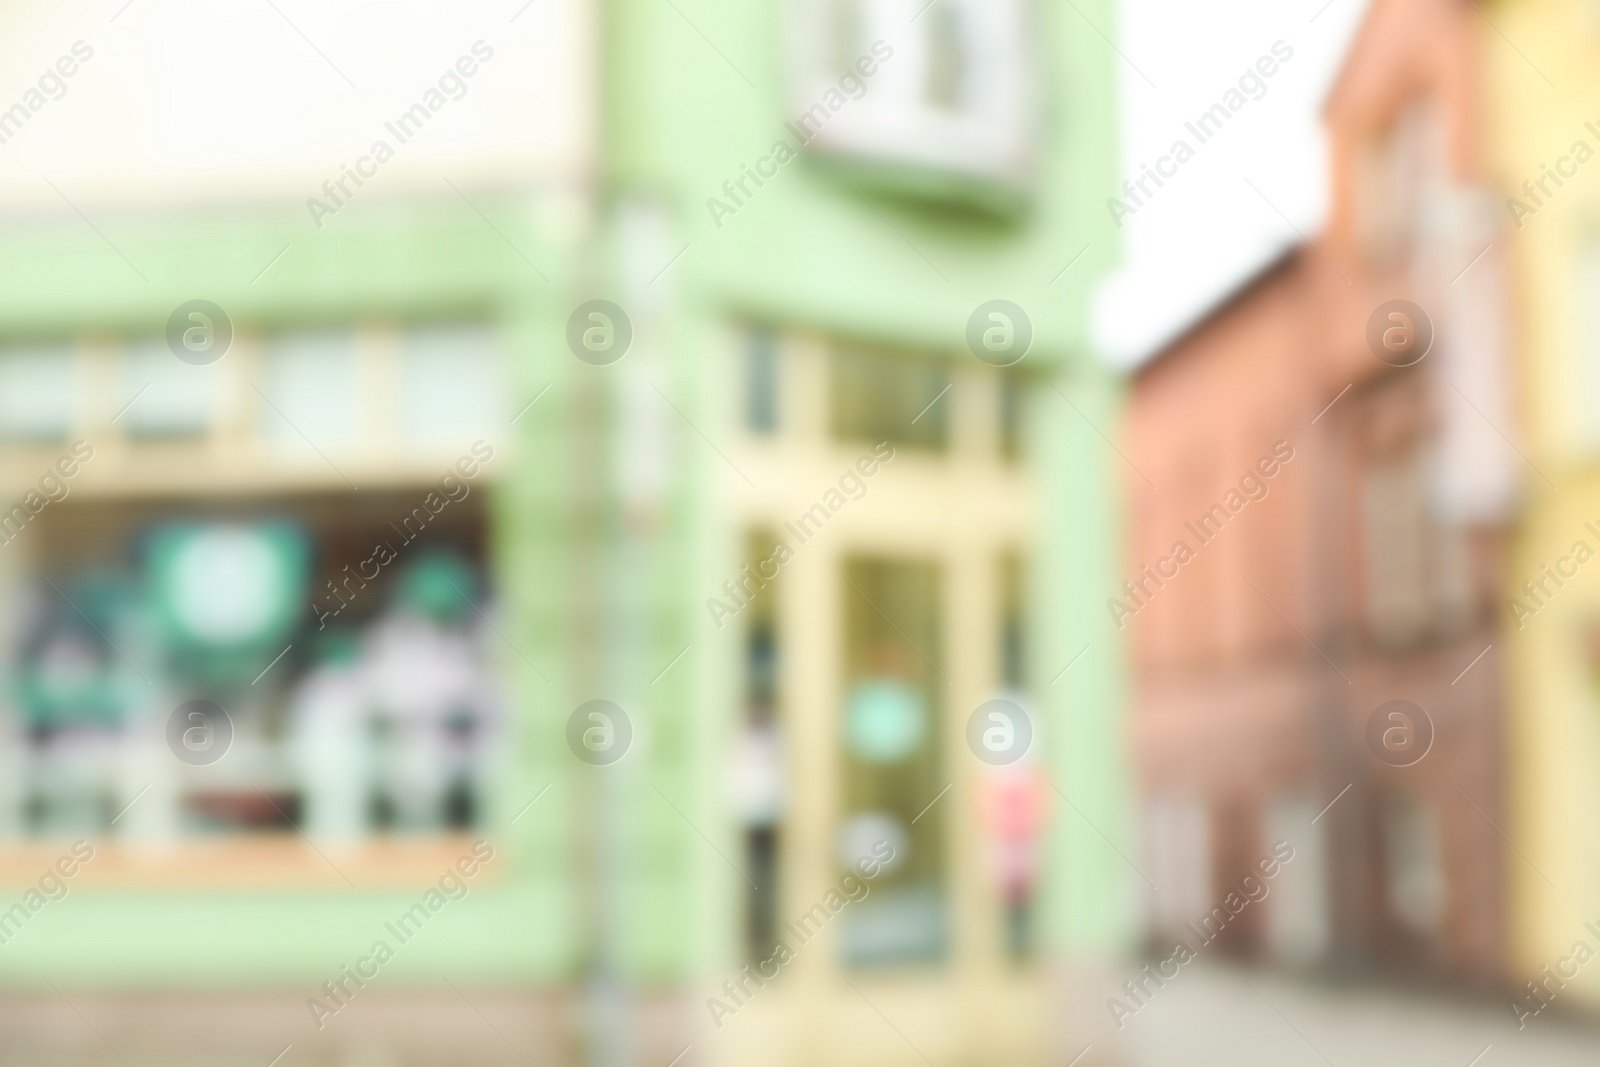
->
xmin=1113 ymin=0 xmax=1515 ymax=985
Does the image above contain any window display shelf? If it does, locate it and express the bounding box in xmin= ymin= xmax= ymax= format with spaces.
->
xmin=0 ymin=832 xmax=488 ymax=889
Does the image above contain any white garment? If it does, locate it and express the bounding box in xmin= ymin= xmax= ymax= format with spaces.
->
xmin=728 ymin=723 xmax=786 ymax=826
xmin=361 ymin=610 xmax=495 ymax=828
xmin=290 ymin=661 xmax=367 ymax=843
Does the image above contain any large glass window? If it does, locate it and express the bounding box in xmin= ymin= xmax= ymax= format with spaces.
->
xmin=7 ymin=492 xmax=499 ymax=842
xmin=0 ymin=319 xmax=507 ymax=852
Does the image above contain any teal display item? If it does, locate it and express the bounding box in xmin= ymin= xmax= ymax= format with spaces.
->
xmin=844 ymin=678 xmax=926 ymax=763
xmin=397 ymin=550 xmax=477 ymax=623
xmin=147 ymin=520 xmax=309 ymax=653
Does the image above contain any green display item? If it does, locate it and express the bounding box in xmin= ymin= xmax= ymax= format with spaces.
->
xmin=15 ymin=668 xmax=123 ymax=729
xmin=313 ymin=628 xmax=361 ymax=666
xmin=14 ymin=571 xmax=140 ymax=729
xmin=844 ymin=678 xmax=926 ymax=762
xmin=146 ymin=521 xmax=309 ymax=652
xmin=396 ymin=550 xmax=477 ymax=623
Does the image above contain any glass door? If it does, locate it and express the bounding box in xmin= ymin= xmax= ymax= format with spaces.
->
xmin=837 ymin=556 xmax=948 ymax=967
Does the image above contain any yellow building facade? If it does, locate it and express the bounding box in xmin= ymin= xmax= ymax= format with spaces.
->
xmin=1492 ymin=0 xmax=1600 ymax=1015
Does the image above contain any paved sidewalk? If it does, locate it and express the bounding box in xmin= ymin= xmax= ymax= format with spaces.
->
xmin=1119 ymin=963 xmax=1600 ymax=1067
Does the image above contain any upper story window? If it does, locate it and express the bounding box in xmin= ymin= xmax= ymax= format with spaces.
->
xmin=740 ymin=327 xmax=1027 ymax=462
xmin=1355 ymin=97 xmax=1443 ymax=270
xmin=788 ymin=0 xmax=1038 ymax=197
xmin=1355 ymin=375 xmax=1472 ymax=647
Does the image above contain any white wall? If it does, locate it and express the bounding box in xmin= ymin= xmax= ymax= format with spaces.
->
xmin=0 ymin=0 xmax=594 ymax=210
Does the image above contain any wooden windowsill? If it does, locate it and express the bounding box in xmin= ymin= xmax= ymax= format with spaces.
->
xmin=0 ymin=833 xmax=491 ymax=890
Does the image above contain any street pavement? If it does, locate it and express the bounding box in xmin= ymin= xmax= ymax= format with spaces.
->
xmin=1119 ymin=962 xmax=1600 ymax=1067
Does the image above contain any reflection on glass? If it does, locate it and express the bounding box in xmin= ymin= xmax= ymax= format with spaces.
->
xmin=839 ymin=556 xmax=946 ymax=967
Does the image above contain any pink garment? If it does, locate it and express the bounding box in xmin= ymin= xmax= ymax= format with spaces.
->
xmin=983 ymin=766 xmax=1047 ymax=898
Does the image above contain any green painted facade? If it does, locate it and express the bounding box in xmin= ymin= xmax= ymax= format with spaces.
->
xmin=0 ymin=203 xmax=582 ymax=987
xmin=0 ymin=0 xmax=1134 ymax=1002
xmin=599 ymin=0 xmax=1137 ymax=978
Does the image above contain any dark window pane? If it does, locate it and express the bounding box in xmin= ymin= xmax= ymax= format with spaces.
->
xmin=924 ymin=6 xmax=966 ymax=111
xmin=739 ymin=529 xmax=784 ymax=960
xmin=999 ymin=369 xmax=1025 ymax=461
xmin=746 ymin=331 xmax=779 ymax=434
xmin=830 ymin=342 xmax=950 ymax=453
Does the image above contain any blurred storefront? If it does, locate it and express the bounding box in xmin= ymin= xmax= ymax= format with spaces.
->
xmin=599 ymin=2 xmax=1132 ymax=1065
xmin=1118 ymin=0 xmax=1514 ymax=987
xmin=0 ymin=2 xmax=1132 ymax=1066
xmin=0 ymin=0 xmax=592 ymax=1063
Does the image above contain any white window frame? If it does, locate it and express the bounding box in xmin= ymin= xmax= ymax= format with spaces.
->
xmin=784 ymin=0 xmax=1040 ymax=194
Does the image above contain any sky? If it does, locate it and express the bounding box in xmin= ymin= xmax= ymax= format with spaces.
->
xmin=1092 ymin=0 xmax=1370 ymax=369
